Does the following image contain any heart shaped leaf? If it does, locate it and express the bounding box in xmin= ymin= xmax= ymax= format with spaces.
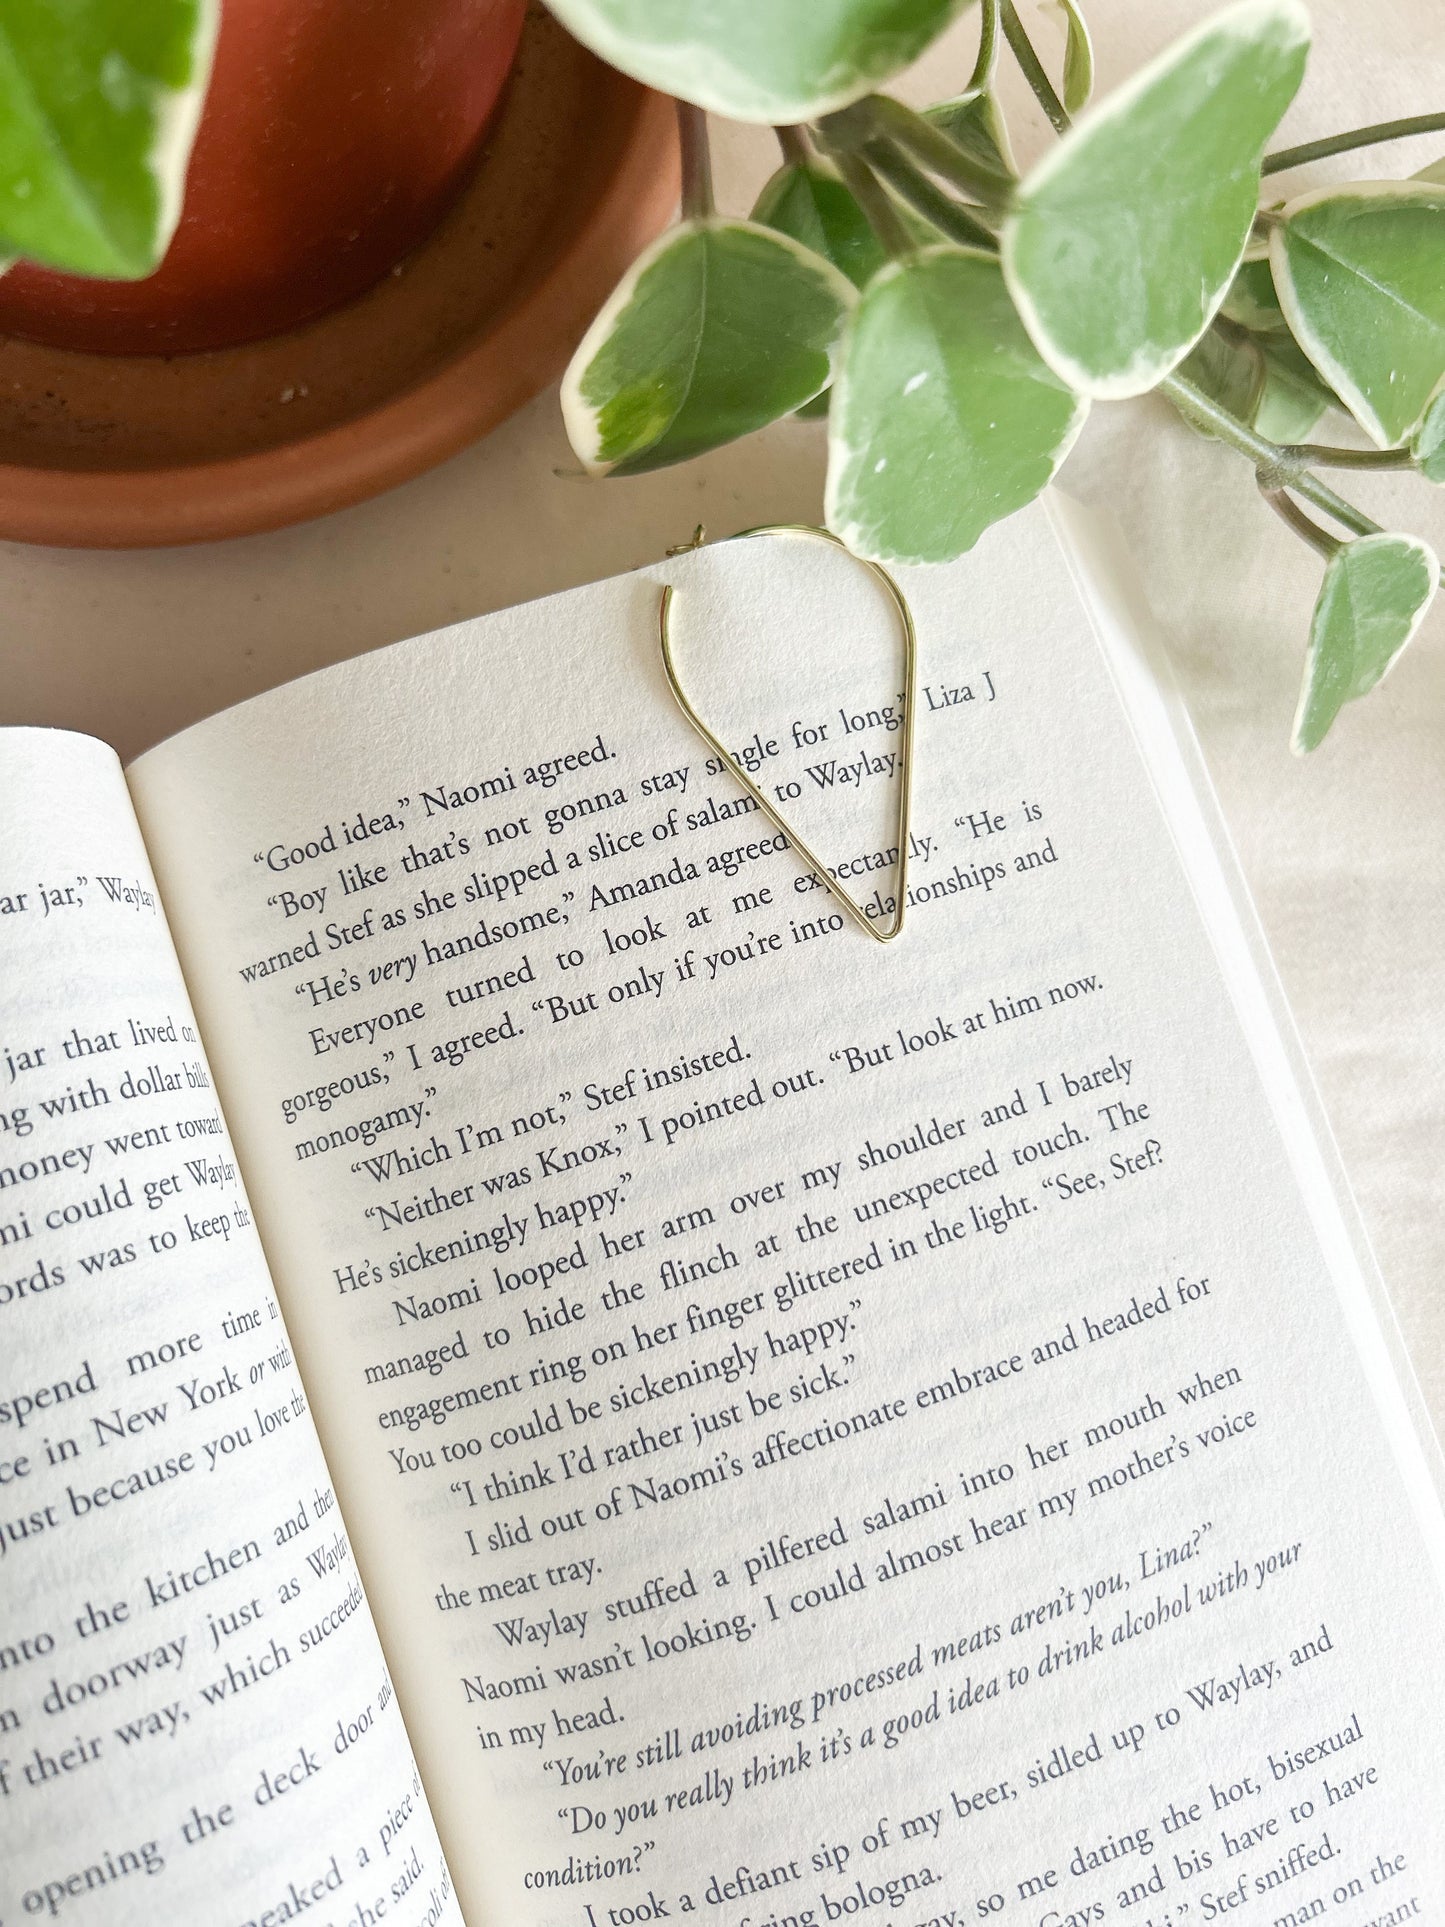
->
xmin=0 ymin=0 xmax=217 ymax=277
xmin=1293 ymin=532 xmax=1438 ymax=753
xmin=541 ymin=0 xmax=970 ymax=122
xmin=1271 ymin=183 xmax=1445 ymax=448
xmin=825 ymin=245 xmax=1088 ymax=563
xmin=1003 ymin=0 xmax=1309 ymax=398
xmin=752 ymin=160 xmax=887 ymax=290
xmin=562 ymin=219 xmax=855 ymax=475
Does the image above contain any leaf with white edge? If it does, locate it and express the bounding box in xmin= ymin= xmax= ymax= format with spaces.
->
xmin=1255 ymin=335 xmax=1335 ymax=441
xmin=1221 ymin=257 xmax=1289 ymax=333
xmin=1002 ymin=0 xmax=1309 ymax=399
xmin=562 ymin=219 xmax=855 ymax=476
xmin=1293 ymin=532 xmax=1438 ymax=753
xmin=825 ymin=245 xmax=1088 ymax=564
xmin=541 ymin=0 xmax=971 ymax=122
xmin=1047 ymin=0 xmax=1094 ymax=113
xmin=924 ymin=90 xmax=1016 ymax=176
xmin=0 ymin=0 xmax=217 ymax=278
xmin=1414 ymin=155 xmax=1445 ymax=187
xmin=1271 ymin=183 xmax=1445 ymax=448
xmin=1412 ymin=388 xmax=1445 ymax=482
xmin=752 ymin=160 xmax=886 ymax=290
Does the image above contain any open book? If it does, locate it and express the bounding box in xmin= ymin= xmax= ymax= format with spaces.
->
xmin=3 ymin=501 xmax=1442 ymax=1927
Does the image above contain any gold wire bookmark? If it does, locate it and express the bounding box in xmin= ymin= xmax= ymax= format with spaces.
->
xmin=658 ymin=523 xmax=917 ymax=945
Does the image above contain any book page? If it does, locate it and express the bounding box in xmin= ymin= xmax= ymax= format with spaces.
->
xmin=0 ymin=730 xmax=461 ymax=1926
xmin=130 ymin=509 xmax=1445 ymax=1927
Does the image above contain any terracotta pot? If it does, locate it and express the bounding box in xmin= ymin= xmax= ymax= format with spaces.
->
xmin=0 ymin=13 xmax=679 ymax=546
xmin=0 ymin=0 xmax=528 ymax=355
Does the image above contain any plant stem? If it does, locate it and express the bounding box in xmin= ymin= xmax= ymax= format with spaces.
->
xmin=678 ymin=103 xmax=714 ymax=219
xmin=1260 ymin=486 xmax=1342 ymax=559
xmin=865 ymin=141 xmax=999 ymax=250
xmin=999 ymin=0 xmax=1070 ymax=135
xmin=1281 ymin=442 xmax=1417 ymax=470
xmin=1159 ymin=372 xmax=1381 ymax=536
xmin=859 ymin=95 xmax=1013 ymax=205
xmin=969 ymin=0 xmax=1001 ymax=94
xmin=774 ymin=123 xmax=811 ymax=168
xmin=1158 ymin=372 xmax=1285 ymax=462
xmin=1263 ymin=109 xmax=1445 ymax=176
xmin=828 ymin=146 xmax=917 ymax=260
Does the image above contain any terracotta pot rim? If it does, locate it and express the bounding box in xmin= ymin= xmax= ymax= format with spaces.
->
xmin=0 ymin=68 xmax=677 ymax=549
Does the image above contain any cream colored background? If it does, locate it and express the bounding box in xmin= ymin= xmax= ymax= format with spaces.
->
xmin=4 ymin=0 xmax=1442 ymax=1431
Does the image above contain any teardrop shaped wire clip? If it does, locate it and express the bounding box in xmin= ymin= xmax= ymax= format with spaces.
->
xmin=658 ymin=523 xmax=917 ymax=944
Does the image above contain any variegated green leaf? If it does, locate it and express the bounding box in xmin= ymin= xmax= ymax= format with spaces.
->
xmin=752 ymin=159 xmax=886 ymax=290
xmin=1271 ymin=183 xmax=1445 ymax=447
xmin=826 ymin=246 xmax=1087 ymax=562
xmin=541 ymin=0 xmax=972 ymax=121
xmin=0 ymin=0 xmax=217 ymax=276
xmin=1294 ymin=532 xmax=1438 ymax=752
xmin=1003 ymin=0 xmax=1309 ymax=398
xmin=562 ymin=219 xmax=855 ymax=475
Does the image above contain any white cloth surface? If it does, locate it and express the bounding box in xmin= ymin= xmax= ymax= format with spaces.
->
xmin=3 ymin=2 xmax=1442 ymax=1418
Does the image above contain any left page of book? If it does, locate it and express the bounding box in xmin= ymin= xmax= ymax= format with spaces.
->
xmin=0 ymin=729 xmax=462 ymax=1927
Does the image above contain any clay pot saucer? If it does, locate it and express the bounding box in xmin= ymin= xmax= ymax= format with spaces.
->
xmin=0 ymin=9 xmax=678 ymax=548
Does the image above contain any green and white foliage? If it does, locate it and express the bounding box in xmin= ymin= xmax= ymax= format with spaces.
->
xmin=1272 ymin=183 xmax=1445 ymax=447
xmin=0 ymin=0 xmax=217 ymax=277
xmin=826 ymin=246 xmax=1087 ymax=562
xmin=541 ymin=0 xmax=973 ymax=122
xmin=562 ymin=220 xmax=855 ymax=475
xmin=553 ymin=0 xmax=1445 ymax=748
xmin=1294 ymin=533 xmax=1438 ymax=752
xmin=1003 ymin=0 xmax=1309 ymax=397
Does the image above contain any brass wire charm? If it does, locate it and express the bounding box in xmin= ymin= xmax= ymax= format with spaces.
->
xmin=658 ymin=523 xmax=917 ymax=943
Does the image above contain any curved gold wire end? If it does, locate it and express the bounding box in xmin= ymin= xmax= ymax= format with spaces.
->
xmin=658 ymin=524 xmax=918 ymax=946
xmin=665 ymin=525 xmax=708 ymax=558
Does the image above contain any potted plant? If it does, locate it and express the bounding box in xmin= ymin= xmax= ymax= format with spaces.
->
xmin=0 ymin=0 xmax=677 ymax=546
xmin=0 ymin=0 xmax=530 ymax=352
xmin=549 ymin=0 xmax=1445 ymax=751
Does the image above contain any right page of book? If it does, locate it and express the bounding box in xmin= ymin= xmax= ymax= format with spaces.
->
xmin=128 ymin=501 xmax=1445 ymax=1927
